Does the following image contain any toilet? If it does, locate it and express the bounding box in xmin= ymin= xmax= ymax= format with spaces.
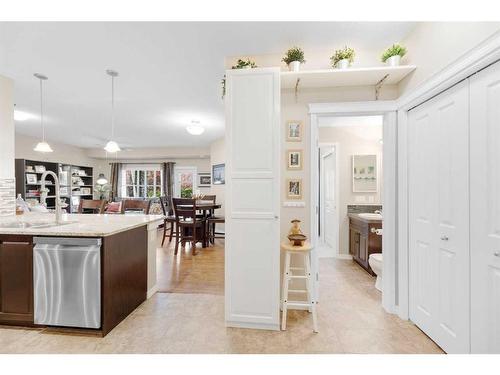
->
xmin=369 ymin=253 xmax=383 ymax=291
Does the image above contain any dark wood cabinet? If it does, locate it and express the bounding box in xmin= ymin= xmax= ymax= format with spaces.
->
xmin=349 ymin=216 xmax=382 ymax=275
xmin=0 ymin=235 xmax=34 ymax=325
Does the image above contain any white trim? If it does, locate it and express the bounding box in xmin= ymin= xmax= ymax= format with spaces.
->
xmin=397 ymin=29 xmax=500 ymax=111
xmin=147 ymin=284 xmax=158 ymax=299
xmin=333 ymin=254 xmax=353 ymax=260
xmin=310 ymin=104 xmax=398 ymax=315
xmin=225 ymin=321 xmax=280 ymax=331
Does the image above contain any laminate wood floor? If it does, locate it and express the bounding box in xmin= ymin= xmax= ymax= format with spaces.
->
xmin=0 ymin=230 xmax=443 ymax=354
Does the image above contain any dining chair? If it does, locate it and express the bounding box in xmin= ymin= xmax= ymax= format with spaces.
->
xmin=78 ymin=199 xmax=107 ymax=214
xmin=121 ymin=199 xmax=152 ymax=214
xmin=159 ymin=195 xmax=177 ymax=246
xmin=172 ymin=197 xmax=206 ymax=256
xmin=202 ymin=195 xmax=224 ymax=244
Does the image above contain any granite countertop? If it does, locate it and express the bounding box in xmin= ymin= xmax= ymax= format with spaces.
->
xmin=348 ymin=213 xmax=383 ymax=224
xmin=0 ymin=212 xmax=164 ymax=237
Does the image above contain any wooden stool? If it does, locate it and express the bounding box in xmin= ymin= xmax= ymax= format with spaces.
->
xmin=280 ymin=241 xmax=318 ymax=333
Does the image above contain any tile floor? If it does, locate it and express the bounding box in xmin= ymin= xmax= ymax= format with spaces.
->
xmin=0 ymin=233 xmax=444 ymax=354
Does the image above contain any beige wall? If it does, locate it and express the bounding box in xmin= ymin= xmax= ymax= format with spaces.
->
xmin=280 ymin=85 xmax=397 ymax=241
xmin=209 ymin=137 xmax=225 ymax=218
xmin=318 ymin=125 xmax=383 ymax=255
xmin=399 ymin=22 xmax=500 ymax=95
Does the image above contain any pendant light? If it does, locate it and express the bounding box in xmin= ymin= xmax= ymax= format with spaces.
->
xmin=104 ymin=69 xmax=121 ymax=153
xmin=96 ymin=173 xmax=108 ymax=185
xmin=33 ymin=73 xmax=53 ymax=153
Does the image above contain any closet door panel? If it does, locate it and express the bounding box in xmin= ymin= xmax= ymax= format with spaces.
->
xmin=433 ymin=81 xmax=470 ymax=353
xmin=470 ymin=61 xmax=500 ymax=353
xmin=408 ymin=103 xmax=438 ymax=336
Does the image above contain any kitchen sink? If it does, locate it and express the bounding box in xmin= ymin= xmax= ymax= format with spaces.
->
xmin=0 ymin=221 xmax=77 ymax=229
xmin=358 ymin=213 xmax=383 ymax=220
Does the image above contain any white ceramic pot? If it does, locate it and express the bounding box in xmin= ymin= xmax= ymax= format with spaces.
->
xmin=337 ymin=59 xmax=350 ymax=69
xmin=288 ymin=61 xmax=301 ymax=72
xmin=386 ymin=55 xmax=401 ymax=67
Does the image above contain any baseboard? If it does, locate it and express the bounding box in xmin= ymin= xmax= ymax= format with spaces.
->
xmin=225 ymin=320 xmax=280 ymax=331
xmin=334 ymin=254 xmax=353 ymax=260
xmin=147 ymin=284 xmax=158 ymax=299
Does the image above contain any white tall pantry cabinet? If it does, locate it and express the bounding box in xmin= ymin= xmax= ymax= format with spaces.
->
xmin=408 ymin=61 xmax=500 ymax=353
xmin=224 ymin=68 xmax=281 ymax=330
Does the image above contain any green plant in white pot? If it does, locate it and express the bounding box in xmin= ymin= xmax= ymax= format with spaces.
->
xmin=381 ymin=44 xmax=407 ymax=66
xmin=331 ymin=46 xmax=355 ymax=69
xmin=282 ymin=47 xmax=305 ymax=72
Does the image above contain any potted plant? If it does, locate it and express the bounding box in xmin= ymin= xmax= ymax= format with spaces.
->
xmin=331 ymin=46 xmax=355 ymax=69
xmin=282 ymin=46 xmax=305 ymax=72
xmin=381 ymin=43 xmax=407 ymax=66
xmin=222 ymin=59 xmax=258 ymax=98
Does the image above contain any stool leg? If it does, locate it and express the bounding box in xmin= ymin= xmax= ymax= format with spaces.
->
xmin=281 ymin=251 xmax=291 ymax=331
xmin=305 ymin=252 xmax=318 ymax=333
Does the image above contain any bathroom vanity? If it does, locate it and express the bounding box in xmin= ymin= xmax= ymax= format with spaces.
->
xmin=0 ymin=212 xmax=162 ymax=336
xmin=348 ymin=213 xmax=382 ymax=275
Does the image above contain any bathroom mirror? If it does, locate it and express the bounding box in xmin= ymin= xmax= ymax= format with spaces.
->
xmin=352 ymin=154 xmax=377 ymax=192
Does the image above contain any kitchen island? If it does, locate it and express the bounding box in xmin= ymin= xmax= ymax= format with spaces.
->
xmin=0 ymin=212 xmax=163 ymax=336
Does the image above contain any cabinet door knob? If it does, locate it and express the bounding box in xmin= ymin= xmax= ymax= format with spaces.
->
xmin=440 ymin=236 xmax=449 ymax=241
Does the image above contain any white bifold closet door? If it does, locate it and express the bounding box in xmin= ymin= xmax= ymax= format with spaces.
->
xmin=408 ymin=80 xmax=470 ymax=354
xmin=224 ymin=68 xmax=281 ymax=330
xmin=470 ymin=61 xmax=500 ymax=353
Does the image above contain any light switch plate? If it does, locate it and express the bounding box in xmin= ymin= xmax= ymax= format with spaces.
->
xmin=283 ymin=201 xmax=306 ymax=208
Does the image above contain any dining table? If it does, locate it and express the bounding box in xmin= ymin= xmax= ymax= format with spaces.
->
xmin=177 ymin=200 xmax=222 ymax=247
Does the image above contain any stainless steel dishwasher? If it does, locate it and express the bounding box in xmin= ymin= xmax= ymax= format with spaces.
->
xmin=33 ymin=237 xmax=101 ymax=329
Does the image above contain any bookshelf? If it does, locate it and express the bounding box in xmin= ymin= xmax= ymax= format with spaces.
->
xmin=15 ymin=159 xmax=94 ymax=213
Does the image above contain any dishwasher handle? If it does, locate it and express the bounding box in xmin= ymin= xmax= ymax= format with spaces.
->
xmin=33 ymin=237 xmax=101 ymax=247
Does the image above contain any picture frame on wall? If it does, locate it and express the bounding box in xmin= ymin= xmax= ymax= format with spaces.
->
xmin=287 ymin=149 xmax=302 ymax=170
xmin=286 ymin=178 xmax=302 ymax=200
xmin=212 ymin=163 xmax=225 ymax=185
xmin=198 ymin=173 xmax=211 ymax=187
xmin=286 ymin=120 xmax=302 ymax=142
xmin=26 ymin=173 xmax=37 ymax=184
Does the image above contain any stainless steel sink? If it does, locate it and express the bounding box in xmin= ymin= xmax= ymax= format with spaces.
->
xmin=0 ymin=221 xmax=77 ymax=229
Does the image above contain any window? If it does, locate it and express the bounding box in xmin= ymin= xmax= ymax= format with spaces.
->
xmin=120 ymin=164 xmax=163 ymax=198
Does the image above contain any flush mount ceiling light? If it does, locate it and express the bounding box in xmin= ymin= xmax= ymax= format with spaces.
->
xmin=33 ymin=73 xmax=53 ymax=153
xmin=14 ymin=109 xmax=34 ymax=122
xmin=104 ymin=69 xmax=121 ymax=153
xmin=186 ymin=120 xmax=205 ymax=135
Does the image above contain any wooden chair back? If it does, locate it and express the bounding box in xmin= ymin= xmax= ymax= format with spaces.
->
xmin=78 ymin=199 xmax=107 ymax=214
xmin=159 ymin=195 xmax=173 ymax=216
xmin=121 ymin=199 xmax=152 ymax=214
xmin=202 ymin=195 xmax=216 ymax=204
xmin=172 ymin=198 xmax=197 ymax=222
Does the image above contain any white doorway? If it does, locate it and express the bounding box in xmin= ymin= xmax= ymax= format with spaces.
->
xmin=318 ymin=144 xmax=339 ymax=258
xmin=174 ymin=166 xmax=197 ymax=198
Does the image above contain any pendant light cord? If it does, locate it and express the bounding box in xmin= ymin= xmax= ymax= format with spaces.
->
xmin=39 ymin=78 xmax=44 ymax=142
xmin=111 ymin=74 xmax=115 ymax=139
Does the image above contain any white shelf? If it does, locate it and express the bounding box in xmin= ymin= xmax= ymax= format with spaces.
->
xmin=280 ymin=65 xmax=416 ymax=90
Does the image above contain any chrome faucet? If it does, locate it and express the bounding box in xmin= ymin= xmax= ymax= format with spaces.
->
xmin=40 ymin=171 xmax=63 ymax=224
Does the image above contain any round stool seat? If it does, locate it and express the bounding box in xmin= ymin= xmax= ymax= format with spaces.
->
xmin=280 ymin=241 xmax=313 ymax=252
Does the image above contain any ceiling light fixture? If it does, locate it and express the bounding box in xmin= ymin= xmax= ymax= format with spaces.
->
xmin=33 ymin=73 xmax=53 ymax=153
xmin=14 ymin=109 xmax=34 ymax=122
xmin=186 ymin=120 xmax=205 ymax=135
xmin=104 ymin=69 xmax=121 ymax=153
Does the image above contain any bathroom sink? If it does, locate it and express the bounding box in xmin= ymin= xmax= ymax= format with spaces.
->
xmin=358 ymin=213 xmax=382 ymax=220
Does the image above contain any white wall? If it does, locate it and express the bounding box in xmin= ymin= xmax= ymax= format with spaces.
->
xmin=399 ymin=22 xmax=500 ymax=95
xmin=318 ymin=124 xmax=383 ymax=255
xmin=0 ymin=75 xmax=15 ymax=216
xmin=209 ymin=137 xmax=225 ymax=218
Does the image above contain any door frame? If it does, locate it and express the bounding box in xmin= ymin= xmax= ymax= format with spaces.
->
xmin=318 ymin=142 xmax=340 ymax=258
xmin=173 ymin=166 xmax=198 ymax=198
xmin=309 ymin=102 xmax=398 ymax=314
xmin=395 ymin=29 xmax=500 ymax=321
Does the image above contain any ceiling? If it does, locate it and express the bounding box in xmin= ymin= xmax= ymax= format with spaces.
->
xmin=0 ymin=22 xmax=415 ymax=149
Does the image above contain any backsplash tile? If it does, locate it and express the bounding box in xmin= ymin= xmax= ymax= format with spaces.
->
xmin=347 ymin=204 xmax=382 ymax=214
xmin=0 ymin=178 xmax=15 ymax=216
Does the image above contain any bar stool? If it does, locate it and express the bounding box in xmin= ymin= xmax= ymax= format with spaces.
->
xmin=280 ymin=241 xmax=318 ymax=333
